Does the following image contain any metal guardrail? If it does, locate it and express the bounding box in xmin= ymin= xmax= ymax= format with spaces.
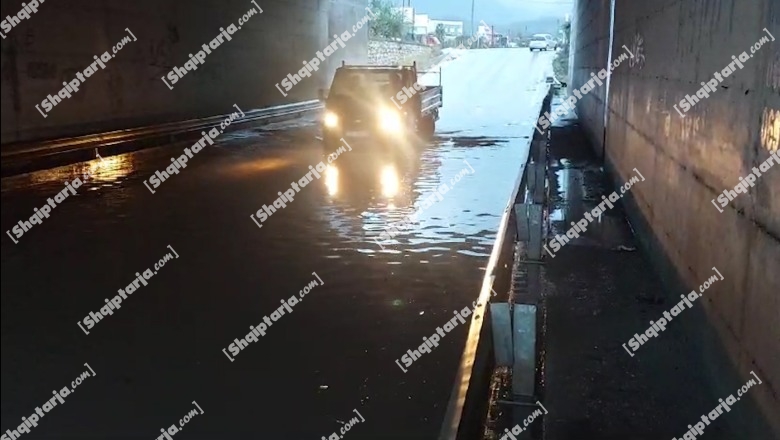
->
xmin=2 ymin=100 xmax=322 ymax=159
xmin=437 ymin=86 xmax=553 ymax=440
xmin=1 ymin=100 xmax=322 ymax=176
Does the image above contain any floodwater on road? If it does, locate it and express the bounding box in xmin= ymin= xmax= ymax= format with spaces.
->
xmin=1 ymin=48 xmax=555 ymax=439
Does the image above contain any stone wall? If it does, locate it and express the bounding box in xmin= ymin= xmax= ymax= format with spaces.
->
xmin=367 ymin=39 xmax=434 ymax=66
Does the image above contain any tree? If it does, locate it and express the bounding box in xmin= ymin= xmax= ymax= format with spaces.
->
xmin=369 ymin=0 xmax=404 ymax=39
xmin=435 ymin=24 xmax=446 ymax=42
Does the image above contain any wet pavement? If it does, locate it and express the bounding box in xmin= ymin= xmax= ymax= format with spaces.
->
xmin=1 ymin=48 xmax=555 ymax=439
xmin=533 ymin=95 xmax=776 ymax=440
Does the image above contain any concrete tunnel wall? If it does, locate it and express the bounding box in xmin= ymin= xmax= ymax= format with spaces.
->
xmin=0 ymin=0 xmax=369 ymax=144
xmin=570 ymin=0 xmax=611 ymax=158
xmin=572 ymin=0 xmax=779 ymax=433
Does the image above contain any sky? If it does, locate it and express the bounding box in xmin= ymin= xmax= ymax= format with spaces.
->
xmin=400 ymin=0 xmax=573 ymax=27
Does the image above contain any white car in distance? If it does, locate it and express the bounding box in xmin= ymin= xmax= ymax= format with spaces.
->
xmin=544 ymin=34 xmax=558 ymax=50
xmin=529 ymin=34 xmax=551 ymax=51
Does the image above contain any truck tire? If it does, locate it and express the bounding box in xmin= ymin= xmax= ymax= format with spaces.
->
xmin=323 ymin=133 xmax=339 ymax=152
xmin=419 ymin=115 xmax=436 ymax=136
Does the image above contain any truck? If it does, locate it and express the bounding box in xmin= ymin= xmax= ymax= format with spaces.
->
xmin=319 ymin=61 xmax=443 ymax=150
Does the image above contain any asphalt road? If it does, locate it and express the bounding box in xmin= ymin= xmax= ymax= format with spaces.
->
xmin=1 ymin=48 xmax=556 ymax=439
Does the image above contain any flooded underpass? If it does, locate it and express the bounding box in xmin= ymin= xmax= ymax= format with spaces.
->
xmin=1 ymin=48 xmax=556 ymax=439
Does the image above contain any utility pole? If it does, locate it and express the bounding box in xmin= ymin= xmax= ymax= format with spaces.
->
xmin=410 ymin=0 xmax=415 ymax=41
xmin=470 ymin=0 xmax=475 ymax=36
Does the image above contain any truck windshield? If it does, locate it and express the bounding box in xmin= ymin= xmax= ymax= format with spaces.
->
xmin=330 ymin=71 xmax=401 ymax=97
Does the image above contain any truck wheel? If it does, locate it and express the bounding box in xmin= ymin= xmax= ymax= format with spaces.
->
xmin=323 ymin=134 xmax=338 ymax=151
xmin=419 ymin=115 xmax=435 ymax=136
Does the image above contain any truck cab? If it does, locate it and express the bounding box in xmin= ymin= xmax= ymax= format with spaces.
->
xmin=319 ymin=62 xmax=442 ymax=150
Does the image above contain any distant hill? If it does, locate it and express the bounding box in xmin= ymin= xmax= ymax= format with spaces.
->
xmin=504 ymin=17 xmax=566 ymax=38
xmin=407 ymin=0 xmax=571 ymax=37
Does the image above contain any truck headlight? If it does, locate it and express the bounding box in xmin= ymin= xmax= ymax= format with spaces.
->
xmin=324 ymin=111 xmax=339 ymax=129
xmin=379 ymin=108 xmax=402 ymax=132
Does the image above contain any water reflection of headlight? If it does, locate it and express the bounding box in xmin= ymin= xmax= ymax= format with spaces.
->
xmin=324 ymin=165 xmax=339 ymax=196
xmin=380 ymin=165 xmax=399 ymax=198
xmin=47 ymin=154 xmax=130 ymax=185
